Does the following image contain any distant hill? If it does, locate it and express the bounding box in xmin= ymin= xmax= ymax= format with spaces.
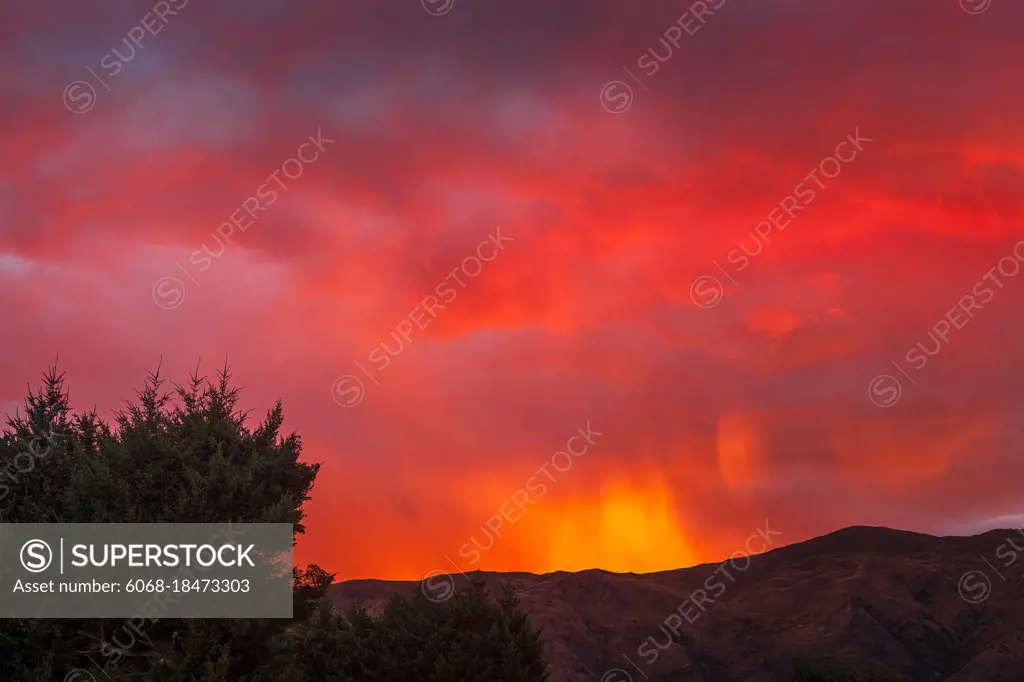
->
xmin=329 ymin=525 xmax=1024 ymax=681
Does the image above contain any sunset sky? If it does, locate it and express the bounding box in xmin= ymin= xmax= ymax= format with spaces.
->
xmin=1 ymin=0 xmax=1022 ymax=580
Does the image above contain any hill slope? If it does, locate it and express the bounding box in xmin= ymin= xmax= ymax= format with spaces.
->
xmin=329 ymin=526 xmax=1024 ymax=681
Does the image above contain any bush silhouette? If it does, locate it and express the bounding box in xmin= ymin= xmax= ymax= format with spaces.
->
xmin=274 ymin=581 xmax=549 ymax=682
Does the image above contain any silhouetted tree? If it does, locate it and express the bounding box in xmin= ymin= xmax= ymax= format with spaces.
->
xmin=0 ymin=366 xmax=550 ymax=681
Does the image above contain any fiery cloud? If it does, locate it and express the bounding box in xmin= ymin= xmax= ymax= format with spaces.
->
xmin=1 ymin=0 xmax=1022 ymax=579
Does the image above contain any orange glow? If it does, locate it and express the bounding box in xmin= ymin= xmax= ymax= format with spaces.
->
xmin=541 ymin=481 xmax=695 ymax=573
